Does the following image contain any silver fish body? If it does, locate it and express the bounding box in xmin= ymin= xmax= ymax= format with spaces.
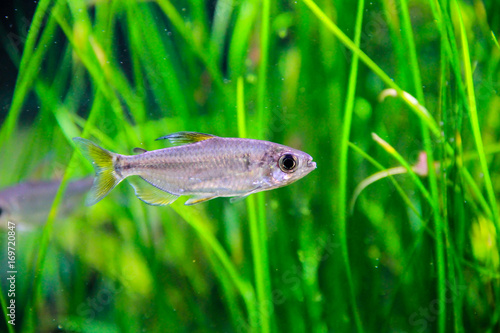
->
xmin=73 ymin=132 xmax=316 ymax=206
xmin=0 ymin=177 xmax=93 ymax=229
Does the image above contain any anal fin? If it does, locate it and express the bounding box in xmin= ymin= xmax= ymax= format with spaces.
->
xmin=127 ymin=177 xmax=178 ymax=206
xmin=184 ymin=195 xmax=218 ymax=206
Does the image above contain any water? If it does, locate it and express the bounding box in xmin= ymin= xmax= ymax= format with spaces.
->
xmin=0 ymin=0 xmax=498 ymax=332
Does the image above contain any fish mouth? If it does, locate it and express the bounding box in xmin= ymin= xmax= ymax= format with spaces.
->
xmin=307 ymin=159 xmax=317 ymax=169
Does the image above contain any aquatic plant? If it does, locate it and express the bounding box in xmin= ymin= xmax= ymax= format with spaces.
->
xmin=1 ymin=0 xmax=499 ymax=332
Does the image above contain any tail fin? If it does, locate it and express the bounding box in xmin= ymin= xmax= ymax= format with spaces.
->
xmin=73 ymin=137 xmax=122 ymax=206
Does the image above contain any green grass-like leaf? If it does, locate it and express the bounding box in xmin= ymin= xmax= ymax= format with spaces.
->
xmin=1 ymin=0 xmax=499 ymax=331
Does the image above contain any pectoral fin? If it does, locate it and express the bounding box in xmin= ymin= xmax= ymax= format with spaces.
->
xmin=229 ymin=186 xmax=262 ymax=204
xmin=229 ymin=194 xmax=251 ymax=203
xmin=127 ymin=177 xmax=179 ymax=206
xmin=156 ymin=132 xmax=217 ymax=146
xmin=184 ymin=195 xmax=218 ymax=205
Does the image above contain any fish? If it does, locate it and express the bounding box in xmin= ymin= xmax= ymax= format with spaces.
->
xmin=72 ymin=132 xmax=316 ymax=206
xmin=0 ymin=177 xmax=93 ymax=229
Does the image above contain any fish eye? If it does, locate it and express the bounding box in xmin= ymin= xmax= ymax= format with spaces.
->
xmin=0 ymin=207 xmax=3 ymax=217
xmin=279 ymin=154 xmax=298 ymax=173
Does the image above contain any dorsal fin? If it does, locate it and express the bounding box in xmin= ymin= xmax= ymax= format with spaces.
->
xmin=133 ymin=148 xmax=148 ymax=154
xmin=155 ymin=132 xmax=217 ymax=146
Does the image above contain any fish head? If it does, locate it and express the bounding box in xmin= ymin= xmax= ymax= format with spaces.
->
xmin=0 ymin=199 xmax=13 ymax=226
xmin=265 ymin=146 xmax=316 ymax=189
xmin=0 ymin=202 xmax=5 ymax=220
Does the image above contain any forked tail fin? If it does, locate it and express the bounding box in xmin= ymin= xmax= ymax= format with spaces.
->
xmin=73 ymin=137 xmax=123 ymax=206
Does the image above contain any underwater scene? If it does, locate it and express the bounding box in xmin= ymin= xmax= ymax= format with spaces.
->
xmin=1 ymin=0 xmax=500 ymax=332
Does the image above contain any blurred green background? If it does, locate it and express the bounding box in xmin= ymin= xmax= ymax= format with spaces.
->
xmin=0 ymin=0 xmax=499 ymax=332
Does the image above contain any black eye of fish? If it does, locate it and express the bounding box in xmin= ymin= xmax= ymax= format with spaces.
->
xmin=0 ymin=207 xmax=3 ymax=217
xmin=279 ymin=154 xmax=297 ymax=172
